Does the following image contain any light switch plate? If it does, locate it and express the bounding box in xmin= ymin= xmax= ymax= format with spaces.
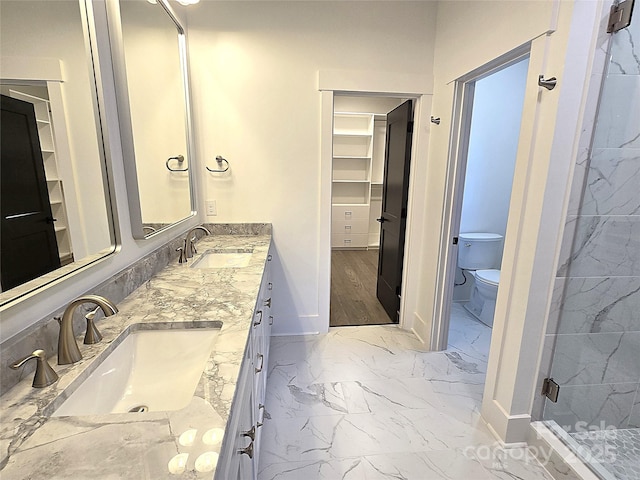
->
xmin=206 ymin=200 xmax=217 ymax=216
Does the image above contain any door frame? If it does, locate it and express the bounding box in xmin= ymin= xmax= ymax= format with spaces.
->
xmin=432 ymin=47 xmax=531 ymax=351
xmin=318 ymin=70 xmax=432 ymax=334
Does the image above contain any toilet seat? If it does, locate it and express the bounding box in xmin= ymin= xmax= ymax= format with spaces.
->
xmin=475 ymin=269 xmax=500 ymax=286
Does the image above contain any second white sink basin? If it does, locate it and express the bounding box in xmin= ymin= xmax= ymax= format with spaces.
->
xmin=52 ymin=324 xmax=220 ymax=417
xmin=191 ymin=250 xmax=253 ymax=269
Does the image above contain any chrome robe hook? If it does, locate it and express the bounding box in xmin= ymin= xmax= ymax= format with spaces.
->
xmin=538 ymin=75 xmax=557 ymax=91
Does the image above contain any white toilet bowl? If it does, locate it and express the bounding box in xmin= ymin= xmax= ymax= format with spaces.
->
xmin=467 ymin=269 xmax=500 ymax=327
xmin=457 ymin=233 xmax=503 ymax=327
xmin=475 ymin=269 xmax=499 ymax=301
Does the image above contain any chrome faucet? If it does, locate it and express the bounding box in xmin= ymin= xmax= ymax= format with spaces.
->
xmin=57 ymin=295 xmax=118 ymax=365
xmin=184 ymin=226 xmax=211 ymax=259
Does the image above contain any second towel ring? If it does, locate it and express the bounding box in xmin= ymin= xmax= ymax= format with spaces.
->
xmin=206 ymin=155 xmax=230 ymax=173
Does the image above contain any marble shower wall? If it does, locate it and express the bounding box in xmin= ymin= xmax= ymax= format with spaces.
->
xmin=540 ymin=5 xmax=640 ymax=432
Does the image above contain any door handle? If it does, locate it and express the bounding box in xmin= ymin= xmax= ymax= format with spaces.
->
xmin=376 ymin=217 xmax=386 ymax=223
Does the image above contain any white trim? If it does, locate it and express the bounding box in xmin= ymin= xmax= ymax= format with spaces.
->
xmin=1 ymin=57 xmax=63 ymax=82
xmin=480 ymin=0 xmax=606 ymax=444
xmin=318 ymin=91 xmax=334 ymax=333
xmin=318 ymin=69 xmax=430 ymax=336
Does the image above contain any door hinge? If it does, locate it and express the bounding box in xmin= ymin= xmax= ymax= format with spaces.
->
xmin=608 ymin=0 xmax=635 ymax=33
xmin=541 ymin=378 xmax=560 ymax=403
xmin=401 ymin=208 xmax=407 ymax=219
xmin=395 ymin=286 xmax=401 ymax=296
xmin=407 ymin=121 xmax=414 ymax=133
xmin=453 ymin=236 xmax=459 ymax=245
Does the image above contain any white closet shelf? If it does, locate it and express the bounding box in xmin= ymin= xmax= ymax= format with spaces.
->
xmin=333 ymin=132 xmax=372 ymax=137
xmin=333 ymin=155 xmax=371 ymax=159
xmin=332 ymin=179 xmax=370 ymax=183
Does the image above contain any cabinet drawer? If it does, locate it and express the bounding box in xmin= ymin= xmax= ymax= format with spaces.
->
xmin=332 ymin=205 xmax=369 ymax=220
xmin=332 ymin=234 xmax=368 ymax=248
xmin=332 ymin=218 xmax=369 ymax=235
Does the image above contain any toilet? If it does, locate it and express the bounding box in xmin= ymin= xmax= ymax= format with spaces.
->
xmin=457 ymin=232 xmax=503 ymax=327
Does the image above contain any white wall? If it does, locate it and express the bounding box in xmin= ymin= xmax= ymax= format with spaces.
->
xmin=408 ymin=0 xmax=609 ymax=443
xmin=186 ymin=1 xmax=437 ymax=333
xmin=412 ymin=0 xmax=557 ymax=342
xmin=459 ymin=58 xmax=529 ymax=237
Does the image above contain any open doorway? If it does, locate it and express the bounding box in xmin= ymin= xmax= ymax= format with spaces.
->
xmin=329 ymin=94 xmax=412 ymax=327
xmin=445 ymin=56 xmax=529 ymax=351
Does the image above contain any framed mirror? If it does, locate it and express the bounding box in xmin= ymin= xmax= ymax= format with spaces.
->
xmin=107 ymin=0 xmax=196 ymax=239
xmin=0 ymin=0 xmax=116 ymax=305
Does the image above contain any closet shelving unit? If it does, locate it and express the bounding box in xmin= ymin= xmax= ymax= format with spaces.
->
xmin=9 ymin=90 xmax=74 ymax=265
xmin=332 ymin=112 xmax=386 ymax=249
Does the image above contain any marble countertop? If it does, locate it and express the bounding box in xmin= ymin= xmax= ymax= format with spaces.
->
xmin=0 ymin=233 xmax=272 ymax=479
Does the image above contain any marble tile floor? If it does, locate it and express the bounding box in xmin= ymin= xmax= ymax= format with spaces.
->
xmin=258 ymin=303 xmax=555 ymax=479
xmin=570 ymin=428 xmax=640 ymax=480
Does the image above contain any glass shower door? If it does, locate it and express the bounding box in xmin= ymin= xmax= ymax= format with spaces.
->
xmin=541 ymin=1 xmax=640 ymax=479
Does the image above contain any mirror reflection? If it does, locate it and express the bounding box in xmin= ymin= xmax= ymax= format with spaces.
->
xmin=0 ymin=0 xmax=115 ymax=304
xmin=118 ymin=0 xmax=193 ymax=236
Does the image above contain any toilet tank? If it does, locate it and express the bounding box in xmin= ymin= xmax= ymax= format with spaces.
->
xmin=457 ymin=233 xmax=503 ymax=270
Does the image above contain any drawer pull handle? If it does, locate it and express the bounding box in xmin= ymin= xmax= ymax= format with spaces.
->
xmin=264 ymin=298 xmax=271 ymax=308
xmin=238 ymin=441 xmax=254 ymax=459
xmin=268 ymin=282 xmax=273 ymax=291
xmin=255 ymin=353 xmax=264 ymax=373
xmin=242 ymin=426 xmax=256 ymax=441
xmin=269 ymin=315 xmax=274 ymax=326
xmin=257 ymin=404 xmax=266 ymax=427
xmin=254 ymin=310 xmax=263 ymax=326
xmin=267 ymin=254 xmax=272 ymax=261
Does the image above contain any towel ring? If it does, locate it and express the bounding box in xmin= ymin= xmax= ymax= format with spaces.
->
xmin=206 ymin=155 xmax=230 ymax=173
xmin=166 ymin=155 xmax=188 ymax=172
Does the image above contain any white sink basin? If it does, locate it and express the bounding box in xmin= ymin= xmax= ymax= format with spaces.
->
xmin=191 ymin=250 xmax=253 ymax=269
xmin=52 ymin=325 xmax=220 ymax=417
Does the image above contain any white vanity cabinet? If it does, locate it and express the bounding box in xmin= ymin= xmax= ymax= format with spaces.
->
xmin=217 ymin=250 xmax=273 ymax=480
xmin=251 ymin=252 xmax=273 ymax=468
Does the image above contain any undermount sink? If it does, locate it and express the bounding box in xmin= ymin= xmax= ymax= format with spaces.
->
xmin=190 ymin=249 xmax=253 ymax=269
xmin=52 ymin=323 xmax=221 ymax=417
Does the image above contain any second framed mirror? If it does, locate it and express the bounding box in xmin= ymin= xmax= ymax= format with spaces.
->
xmin=107 ymin=0 xmax=195 ymax=238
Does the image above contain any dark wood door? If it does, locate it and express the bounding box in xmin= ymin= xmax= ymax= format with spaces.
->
xmin=1 ymin=94 xmax=60 ymax=291
xmin=376 ymin=100 xmax=413 ymax=322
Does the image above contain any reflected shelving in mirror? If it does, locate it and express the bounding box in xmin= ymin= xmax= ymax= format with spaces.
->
xmin=0 ymin=0 xmax=116 ymax=306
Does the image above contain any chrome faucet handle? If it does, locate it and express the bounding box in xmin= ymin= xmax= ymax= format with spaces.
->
xmin=11 ymin=349 xmax=59 ymax=388
xmin=177 ymin=245 xmax=187 ymax=263
xmin=83 ymin=307 xmax=103 ymax=345
xmin=190 ymin=236 xmax=198 ymax=255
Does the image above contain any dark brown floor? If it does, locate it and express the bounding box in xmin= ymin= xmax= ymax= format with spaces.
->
xmin=330 ymin=249 xmax=394 ymax=327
